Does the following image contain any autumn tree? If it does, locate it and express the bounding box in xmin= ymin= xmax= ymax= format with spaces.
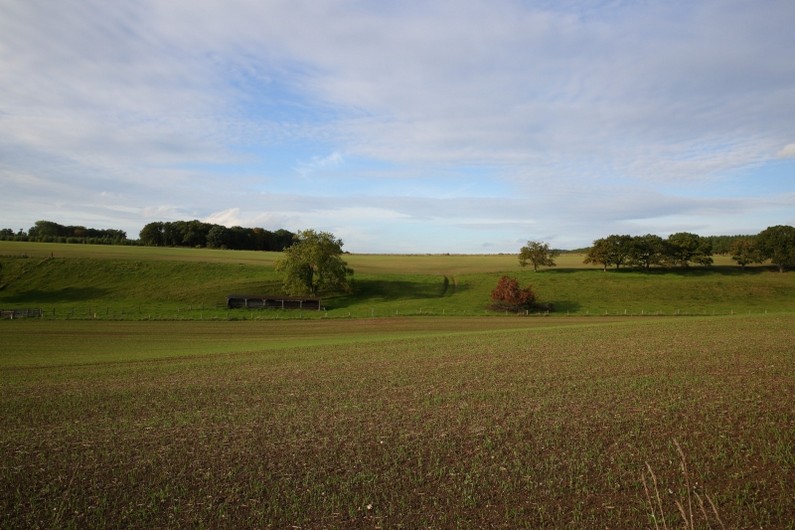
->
xmin=519 ymin=241 xmax=558 ymax=272
xmin=490 ymin=276 xmax=536 ymax=312
xmin=275 ymin=229 xmax=353 ymax=296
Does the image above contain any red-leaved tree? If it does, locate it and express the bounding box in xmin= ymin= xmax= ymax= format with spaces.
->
xmin=490 ymin=276 xmax=536 ymax=312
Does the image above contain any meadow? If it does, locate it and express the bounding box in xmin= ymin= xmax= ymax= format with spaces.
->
xmin=2 ymin=241 xmax=794 ymax=319
xmin=1 ymin=316 xmax=793 ymax=528
xmin=1 ymin=241 xmax=794 ymax=528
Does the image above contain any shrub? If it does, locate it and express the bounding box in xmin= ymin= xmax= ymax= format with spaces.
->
xmin=490 ymin=275 xmax=536 ymax=312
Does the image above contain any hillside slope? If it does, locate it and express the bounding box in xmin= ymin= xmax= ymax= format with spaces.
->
xmin=1 ymin=242 xmax=794 ymax=319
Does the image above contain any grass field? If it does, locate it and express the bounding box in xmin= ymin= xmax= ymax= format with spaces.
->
xmin=1 ymin=241 xmax=793 ymax=527
xmin=2 ymin=241 xmax=794 ymax=319
xmin=1 ymin=315 xmax=793 ymax=528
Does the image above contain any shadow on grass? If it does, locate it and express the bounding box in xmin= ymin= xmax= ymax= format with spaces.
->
xmin=549 ymin=300 xmax=582 ymax=313
xmin=546 ymin=265 xmax=775 ymax=276
xmin=1 ymin=287 xmax=111 ymax=303
xmin=331 ymin=277 xmax=468 ymax=308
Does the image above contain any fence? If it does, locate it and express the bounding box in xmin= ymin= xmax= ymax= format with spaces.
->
xmin=1 ymin=308 xmax=43 ymax=319
xmin=0 ymin=304 xmax=781 ymax=321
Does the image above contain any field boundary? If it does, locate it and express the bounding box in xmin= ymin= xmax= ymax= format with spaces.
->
xmin=2 ymin=304 xmax=784 ymax=321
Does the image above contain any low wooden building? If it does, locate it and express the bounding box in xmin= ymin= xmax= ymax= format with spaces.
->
xmin=226 ymin=295 xmax=321 ymax=310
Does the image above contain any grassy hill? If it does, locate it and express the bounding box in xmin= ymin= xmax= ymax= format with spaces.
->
xmin=1 ymin=241 xmax=794 ymax=319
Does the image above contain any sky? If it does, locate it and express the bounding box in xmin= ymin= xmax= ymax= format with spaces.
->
xmin=1 ymin=0 xmax=794 ymax=253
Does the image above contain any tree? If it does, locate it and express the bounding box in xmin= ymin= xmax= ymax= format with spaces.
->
xmin=628 ymin=234 xmax=665 ymax=270
xmin=490 ymin=276 xmax=536 ymax=312
xmin=583 ymin=234 xmax=633 ymax=271
xmin=519 ymin=241 xmax=558 ymax=272
xmin=28 ymin=220 xmax=62 ymax=239
xmin=139 ymin=222 xmax=165 ymax=246
xmin=275 ymin=230 xmax=353 ymax=296
xmin=206 ymin=225 xmax=230 ymax=249
xmin=665 ymin=232 xmax=712 ymax=267
xmin=729 ymin=238 xmax=761 ymax=270
xmin=756 ymin=225 xmax=795 ymax=272
xmin=583 ymin=238 xmax=611 ymax=271
xmin=273 ymin=229 xmax=296 ymax=251
xmin=693 ymin=237 xmax=714 ymax=267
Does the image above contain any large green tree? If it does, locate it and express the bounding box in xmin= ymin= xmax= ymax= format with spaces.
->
xmin=666 ymin=232 xmax=713 ymax=267
xmin=519 ymin=241 xmax=558 ymax=272
xmin=275 ymin=230 xmax=353 ymax=296
xmin=628 ymin=234 xmax=665 ymax=270
xmin=583 ymin=234 xmax=633 ymax=271
xmin=756 ymin=225 xmax=795 ymax=272
xmin=729 ymin=237 xmax=762 ymax=270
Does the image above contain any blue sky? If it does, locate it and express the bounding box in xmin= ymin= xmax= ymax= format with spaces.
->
xmin=1 ymin=0 xmax=793 ymax=253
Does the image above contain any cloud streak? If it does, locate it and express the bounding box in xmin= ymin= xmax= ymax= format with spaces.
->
xmin=1 ymin=0 xmax=794 ymax=251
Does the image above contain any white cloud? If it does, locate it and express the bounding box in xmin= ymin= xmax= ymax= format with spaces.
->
xmin=294 ymin=151 xmax=345 ymax=178
xmin=778 ymin=144 xmax=795 ymax=158
xmin=204 ymin=208 xmax=245 ymax=227
xmin=1 ymin=0 xmax=794 ymax=251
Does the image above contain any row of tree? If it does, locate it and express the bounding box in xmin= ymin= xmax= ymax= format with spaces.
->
xmin=138 ymin=221 xmax=296 ymax=251
xmin=0 ymin=220 xmax=299 ymax=252
xmin=582 ymin=227 xmax=795 ymax=272
xmin=1 ymin=221 xmax=127 ymax=245
xmin=584 ymin=232 xmax=715 ymax=271
xmin=517 ymin=225 xmax=795 ymax=273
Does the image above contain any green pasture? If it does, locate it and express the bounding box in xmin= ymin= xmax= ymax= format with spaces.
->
xmin=1 ymin=241 xmax=793 ymax=319
xmin=1 ymin=315 xmax=793 ymax=528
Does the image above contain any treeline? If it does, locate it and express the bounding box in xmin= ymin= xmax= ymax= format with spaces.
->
xmin=0 ymin=219 xmax=298 ymax=251
xmin=1 ymin=220 xmax=128 ymax=245
xmin=139 ymin=220 xmax=296 ymax=251
xmin=584 ymin=225 xmax=795 ymax=272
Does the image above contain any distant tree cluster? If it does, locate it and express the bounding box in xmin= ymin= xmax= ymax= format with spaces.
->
xmin=582 ymin=226 xmax=795 ymax=272
xmin=139 ymin=220 xmax=295 ymax=251
xmin=702 ymin=234 xmax=756 ymax=255
xmin=0 ymin=220 xmax=127 ymax=245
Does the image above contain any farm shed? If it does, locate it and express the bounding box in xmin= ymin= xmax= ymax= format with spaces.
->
xmin=226 ymin=295 xmax=321 ymax=310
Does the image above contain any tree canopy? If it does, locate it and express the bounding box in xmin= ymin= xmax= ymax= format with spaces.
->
xmin=139 ymin=220 xmax=294 ymax=251
xmin=275 ymin=230 xmax=353 ymax=296
xmin=583 ymin=232 xmax=714 ymax=270
xmin=729 ymin=238 xmax=762 ymax=270
xmin=666 ymin=232 xmax=713 ymax=267
xmin=519 ymin=241 xmax=558 ymax=272
xmin=756 ymin=225 xmax=795 ymax=272
xmin=19 ymin=220 xmax=127 ymax=244
xmin=583 ymin=234 xmax=633 ymax=271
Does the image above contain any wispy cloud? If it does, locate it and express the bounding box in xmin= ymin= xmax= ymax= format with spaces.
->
xmin=294 ymin=151 xmax=345 ymax=178
xmin=778 ymin=144 xmax=795 ymax=159
xmin=1 ymin=0 xmax=794 ymax=251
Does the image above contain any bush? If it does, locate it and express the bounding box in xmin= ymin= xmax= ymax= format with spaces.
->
xmin=490 ymin=276 xmax=537 ymax=312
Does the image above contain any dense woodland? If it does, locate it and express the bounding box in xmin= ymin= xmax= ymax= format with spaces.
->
xmin=0 ymin=220 xmax=127 ymax=245
xmin=0 ymin=220 xmax=296 ymax=251
xmin=137 ymin=221 xmax=296 ymax=251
